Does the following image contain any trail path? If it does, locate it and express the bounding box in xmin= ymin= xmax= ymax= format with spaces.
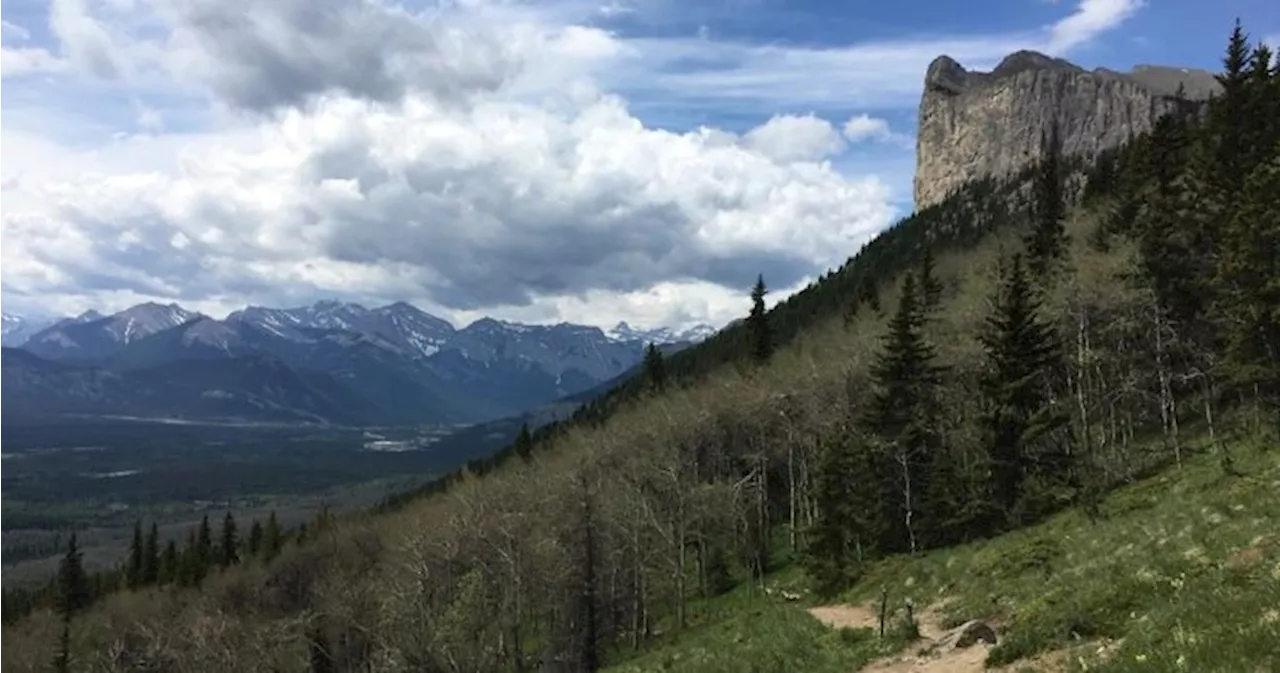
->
xmin=807 ymin=602 xmax=1070 ymax=672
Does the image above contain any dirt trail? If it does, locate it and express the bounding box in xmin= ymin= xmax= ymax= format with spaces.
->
xmin=807 ymin=602 xmax=1065 ymax=673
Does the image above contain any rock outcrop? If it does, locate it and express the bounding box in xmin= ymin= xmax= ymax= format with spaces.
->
xmin=914 ymin=50 xmax=1219 ymax=209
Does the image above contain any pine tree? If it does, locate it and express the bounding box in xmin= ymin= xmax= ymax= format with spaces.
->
xmin=514 ymin=422 xmax=534 ymax=461
xmin=918 ymin=247 xmax=944 ymax=312
xmin=52 ymin=534 xmax=90 ymax=673
xmin=159 ymin=540 xmax=178 ymax=585
xmin=126 ymin=519 xmax=144 ymax=589
xmin=142 ymin=522 xmax=160 ymax=585
xmin=642 ymin=342 xmax=667 ymax=392
xmin=863 ymin=273 xmax=943 ymax=553
xmin=220 ymin=512 xmax=238 ymax=569
xmin=747 ymin=274 xmax=773 ymax=363
xmin=264 ymin=511 xmax=283 ymax=561
xmin=804 ymin=430 xmax=880 ymax=594
xmin=1024 ymin=122 xmax=1069 ymax=277
xmin=248 ymin=519 xmax=264 ymax=559
xmin=196 ymin=515 xmax=213 ymax=577
xmin=977 ymin=253 xmax=1071 ymax=528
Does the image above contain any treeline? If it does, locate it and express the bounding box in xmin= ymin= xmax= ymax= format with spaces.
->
xmin=1 ymin=509 xmax=329 ymax=624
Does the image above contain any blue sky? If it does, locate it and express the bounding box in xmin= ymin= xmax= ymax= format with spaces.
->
xmin=1 ymin=0 xmax=1276 ymax=329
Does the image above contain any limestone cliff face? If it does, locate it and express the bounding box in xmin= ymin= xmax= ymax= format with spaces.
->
xmin=914 ymin=50 xmax=1218 ymax=209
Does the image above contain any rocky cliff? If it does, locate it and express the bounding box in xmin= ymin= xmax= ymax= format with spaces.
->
xmin=914 ymin=50 xmax=1219 ymax=209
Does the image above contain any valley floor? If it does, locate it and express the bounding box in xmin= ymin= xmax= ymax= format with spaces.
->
xmin=605 ymin=435 xmax=1280 ymax=673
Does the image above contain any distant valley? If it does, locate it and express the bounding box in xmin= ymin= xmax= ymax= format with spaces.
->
xmin=2 ymin=301 xmax=715 ymax=427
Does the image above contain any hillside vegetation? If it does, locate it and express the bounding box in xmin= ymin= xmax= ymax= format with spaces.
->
xmin=2 ymin=22 xmax=1277 ymax=673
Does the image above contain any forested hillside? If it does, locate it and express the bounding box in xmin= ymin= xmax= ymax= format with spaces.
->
xmin=2 ymin=23 xmax=1277 ymax=673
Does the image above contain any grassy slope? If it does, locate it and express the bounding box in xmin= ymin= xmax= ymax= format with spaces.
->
xmin=606 ymin=437 xmax=1280 ymax=673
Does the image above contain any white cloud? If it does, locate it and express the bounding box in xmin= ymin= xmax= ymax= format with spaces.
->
xmin=743 ymin=114 xmax=846 ymax=163
xmin=1047 ymin=0 xmax=1145 ymax=53
xmin=842 ymin=114 xmax=891 ymax=142
xmin=2 ymin=20 xmax=32 ymax=40
xmin=0 ymin=0 xmax=1149 ymax=328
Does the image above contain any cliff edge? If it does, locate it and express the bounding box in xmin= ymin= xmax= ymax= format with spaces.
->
xmin=914 ymin=50 xmax=1219 ymax=209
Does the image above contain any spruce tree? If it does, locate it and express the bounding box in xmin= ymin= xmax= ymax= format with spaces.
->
xmin=514 ymin=422 xmax=534 ymax=461
xmin=248 ymin=519 xmax=264 ymax=559
xmin=918 ymin=247 xmax=944 ymax=312
xmin=126 ymin=519 xmax=144 ymax=589
xmin=747 ymin=274 xmax=773 ymax=363
xmin=642 ymin=342 xmax=667 ymax=392
xmin=142 ymin=522 xmax=160 ymax=585
xmin=1024 ymin=122 xmax=1069 ymax=277
xmin=196 ymin=515 xmax=213 ymax=578
xmin=220 ymin=512 xmax=238 ymax=569
xmin=977 ymin=254 xmax=1071 ymax=528
xmin=159 ymin=540 xmax=178 ymax=585
xmin=863 ymin=273 xmax=943 ymax=553
xmin=53 ymin=534 xmax=90 ymax=673
xmin=264 ymin=511 xmax=283 ymax=561
xmin=804 ymin=430 xmax=880 ymax=593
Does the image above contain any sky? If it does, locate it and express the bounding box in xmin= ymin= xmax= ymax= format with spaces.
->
xmin=1 ymin=0 xmax=1276 ymax=331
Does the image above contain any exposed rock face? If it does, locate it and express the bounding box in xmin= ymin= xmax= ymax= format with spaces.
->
xmin=914 ymin=50 xmax=1219 ymax=209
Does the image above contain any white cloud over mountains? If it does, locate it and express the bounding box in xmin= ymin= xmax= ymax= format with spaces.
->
xmin=1 ymin=0 xmax=1145 ymax=329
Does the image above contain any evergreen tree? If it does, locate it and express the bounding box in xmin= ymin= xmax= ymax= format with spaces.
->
xmin=514 ymin=422 xmax=534 ymax=461
xmin=863 ymin=273 xmax=944 ymax=553
xmin=1217 ymin=154 xmax=1280 ymax=414
xmin=747 ymin=274 xmax=773 ymax=363
xmin=804 ymin=430 xmax=880 ymax=594
xmin=142 ymin=522 xmax=160 ymax=585
xmin=918 ymin=247 xmax=944 ymax=312
xmin=248 ymin=519 xmax=264 ymax=559
xmin=264 ymin=511 xmax=283 ymax=561
xmin=126 ymin=519 xmax=144 ymax=589
xmin=159 ymin=540 xmax=178 ymax=585
xmin=220 ymin=512 xmax=239 ymax=569
xmin=642 ymin=342 xmax=667 ymax=392
xmin=1024 ymin=122 xmax=1069 ymax=277
xmin=977 ymin=254 xmax=1071 ymax=528
xmin=52 ymin=534 xmax=90 ymax=673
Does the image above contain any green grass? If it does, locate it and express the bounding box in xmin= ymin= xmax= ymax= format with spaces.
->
xmin=846 ymin=437 xmax=1280 ymax=672
xmin=605 ymin=436 xmax=1280 ymax=672
xmin=605 ymin=571 xmax=907 ymax=673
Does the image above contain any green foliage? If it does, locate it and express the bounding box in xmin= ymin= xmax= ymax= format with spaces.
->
xmin=1025 ymin=122 xmax=1069 ymax=277
xmin=643 ymin=343 xmax=668 ymax=393
xmin=748 ymin=274 xmax=774 ymax=364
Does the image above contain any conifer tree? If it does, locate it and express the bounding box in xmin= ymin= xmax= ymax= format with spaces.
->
xmin=918 ymin=247 xmax=944 ymax=312
xmin=804 ymin=430 xmax=879 ymax=594
xmin=159 ymin=540 xmax=178 ymax=585
xmin=220 ymin=512 xmax=238 ymax=569
xmin=977 ymin=254 xmax=1071 ymax=528
xmin=52 ymin=534 xmax=89 ymax=673
xmin=642 ymin=342 xmax=667 ymax=392
xmin=142 ymin=522 xmax=160 ymax=585
xmin=515 ymin=422 xmax=534 ymax=461
xmin=1025 ymin=122 xmax=1069 ymax=277
xmin=248 ymin=519 xmax=264 ymax=559
xmin=863 ymin=273 xmax=943 ymax=553
xmin=747 ymin=274 xmax=773 ymax=363
xmin=264 ymin=511 xmax=283 ymax=561
xmin=126 ymin=519 xmax=144 ymax=589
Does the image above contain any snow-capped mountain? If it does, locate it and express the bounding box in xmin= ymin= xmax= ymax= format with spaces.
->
xmin=2 ymin=313 xmax=56 ymax=347
xmin=22 ymin=303 xmax=203 ymax=361
xmin=227 ymin=300 xmax=455 ymax=357
xmin=7 ymin=298 xmax=714 ymax=425
xmin=606 ymin=321 xmax=718 ymax=345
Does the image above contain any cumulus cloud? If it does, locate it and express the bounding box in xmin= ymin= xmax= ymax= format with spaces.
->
xmin=1 ymin=0 xmax=1147 ymax=328
xmin=742 ymin=114 xmax=846 ymax=163
xmin=842 ymin=114 xmax=891 ymax=142
xmin=2 ymin=92 xmax=895 ymax=323
xmin=1047 ymin=0 xmax=1144 ymax=53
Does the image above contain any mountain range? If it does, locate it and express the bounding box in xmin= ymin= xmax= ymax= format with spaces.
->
xmin=1 ymin=302 xmax=714 ymax=426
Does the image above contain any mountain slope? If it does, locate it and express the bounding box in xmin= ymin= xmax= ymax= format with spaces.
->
xmin=0 ymin=347 xmax=362 ymax=425
xmin=22 ymin=303 xmax=201 ymax=362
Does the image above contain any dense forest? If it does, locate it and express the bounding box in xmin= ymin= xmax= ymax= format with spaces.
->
xmin=3 ymin=22 xmax=1277 ymax=673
